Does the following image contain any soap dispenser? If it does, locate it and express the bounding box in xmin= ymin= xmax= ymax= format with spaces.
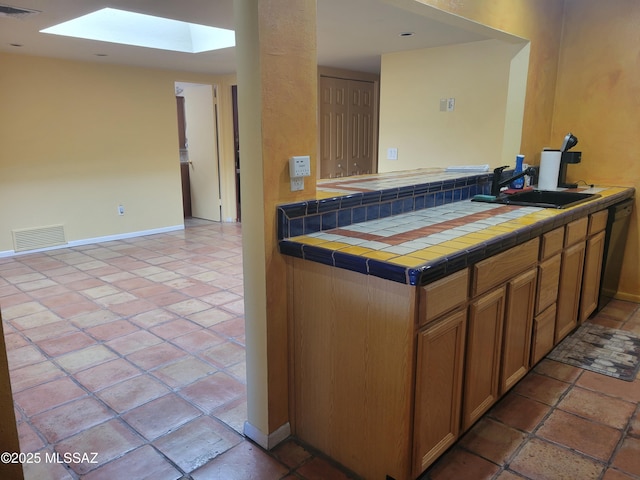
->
xmin=510 ymin=154 xmax=525 ymax=189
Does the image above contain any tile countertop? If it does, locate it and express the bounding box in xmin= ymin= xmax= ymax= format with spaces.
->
xmin=278 ymin=169 xmax=635 ymax=286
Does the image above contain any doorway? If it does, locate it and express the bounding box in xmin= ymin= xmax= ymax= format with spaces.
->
xmin=175 ymin=82 xmax=222 ymax=222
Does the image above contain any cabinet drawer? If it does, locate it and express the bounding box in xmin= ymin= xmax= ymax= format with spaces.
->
xmin=419 ymin=268 xmax=469 ymax=327
xmin=531 ymin=304 xmax=556 ymax=366
xmin=472 ymin=238 xmax=539 ymax=297
xmin=540 ymin=227 xmax=564 ymax=260
xmin=564 ymin=217 xmax=588 ymax=247
xmin=588 ymin=210 xmax=608 ymax=235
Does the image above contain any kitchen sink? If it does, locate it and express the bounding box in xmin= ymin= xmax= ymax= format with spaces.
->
xmin=497 ymin=190 xmax=600 ymax=209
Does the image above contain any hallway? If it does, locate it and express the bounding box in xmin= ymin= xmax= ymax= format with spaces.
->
xmin=1 ymin=221 xmax=639 ymax=479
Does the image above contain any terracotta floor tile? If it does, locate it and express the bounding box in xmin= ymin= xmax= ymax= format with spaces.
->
xmin=152 ymin=356 xmax=216 ymax=388
xmin=97 ymin=375 xmax=170 ymax=413
xmin=53 ymin=299 xmax=103 ymax=319
xmin=199 ymin=341 xmax=246 ymax=368
xmin=495 ymin=471 xmax=525 ymax=480
xmin=536 ymin=409 xmax=622 ymax=461
xmin=179 ymin=372 xmax=246 ymax=413
xmin=150 ymin=318 xmax=202 ymax=340
xmin=187 ymin=308 xmax=235 ymax=327
xmin=4 ymin=332 xmax=29 ymax=350
xmin=171 ymin=329 xmax=225 ymax=352
xmin=458 ymin=417 xmax=526 ymax=464
xmin=146 ymin=290 xmax=190 ymax=307
xmin=509 ymin=438 xmax=604 ymax=480
xmin=69 ymin=309 xmax=120 ymax=329
xmin=86 ymin=319 xmax=139 ymax=341
xmin=38 ymin=291 xmax=86 ymax=308
xmin=22 ymin=320 xmax=80 ymax=343
xmin=55 ymin=345 xmax=118 ymax=374
xmin=128 ymin=308 xmax=178 ymax=329
xmin=602 ymin=468 xmax=639 ymax=480
xmin=533 ymin=358 xmax=583 ymax=383
xmin=6 ymin=344 xmax=47 ymax=370
xmin=211 ymin=395 xmax=247 ymax=434
xmin=611 ymin=437 xmax=640 ymax=477
xmin=31 ymin=397 xmax=114 ymax=443
xmin=82 ymin=445 xmax=182 ymax=480
xmin=210 ymin=316 xmax=245 ymax=339
xmin=122 ymin=393 xmax=201 ymax=440
xmin=153 ymin=416 xmax=242 ymax=473
xmin=14 ymin=376 xmax=86 ymax=416
xmin=55 ymin=419 xmax=144 ymax=474
xmin=201 ymin=290 xmax=243 ymax=307
xmin=37 ymin=331 xmax=96 ymax=357
xmin=512 ymin=371 xmax=571 ymax=406
xmin=22 ymin=448 xmax=76 ymax=480
xmin=489 ymin=393 xmax=550 ymax=432
xmin=629 ymin=409 xmax=640 ymax=437
xmin=107 ymin=298 xmax=157 ymax=316
xmin=9 ymin=360 xmax=66 ymax=393
xmin=11 ymin=310 xmax=64 ymax=331
xmin=0 ymin=301 xmax=46 ymax=321
xmin=192 ymin=441 xmax=289 ymax=480
xmin=74 ymin=358 xmax=141 ymax=391
xmin=271 ymin=438 xmax=314 ymax=469
xmin=576 ymin=371 xmax=640 ymax=403
xmin=599 ymin=300 xmax=638 ymax=322
xmin=126 ymin=342 xmax=188 ymax=370
xmin=557 ymin=386 xmax=636 ymax=429
xmin=17 ymin=420 xmax=46 ymax=452
xmin=426 ymin=448 xmax=500 ymax=480
xmin=105 ymin=330 xmax=163 ymax=355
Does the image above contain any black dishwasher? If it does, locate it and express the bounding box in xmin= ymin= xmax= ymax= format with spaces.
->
xmin=597 ymin=197 xmax=634 ymax=311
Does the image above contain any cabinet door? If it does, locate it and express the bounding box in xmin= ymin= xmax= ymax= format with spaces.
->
xmin=531 ymin=303 xmax=557 ymax=365
xmin=501 ymin=269 xmax=537 ymax=393
xmin=536 ymin=254 xmax=561 ymax=315
xmin=555 ymin=241 xmax=586 ymax=343
xmin=463 ymin=287 xmax=505 ymax=430
xmin=413 ymin=309 xmax=466 ymax=476
xmin=580 ymin=231 xmax=606 ymax=322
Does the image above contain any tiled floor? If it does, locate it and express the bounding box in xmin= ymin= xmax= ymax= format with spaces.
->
xmin=1 ymin=219 xmax=639 ymax=480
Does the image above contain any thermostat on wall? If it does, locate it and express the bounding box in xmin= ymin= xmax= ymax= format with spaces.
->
xmin=289 ymin=156 xmax=311 ymax=178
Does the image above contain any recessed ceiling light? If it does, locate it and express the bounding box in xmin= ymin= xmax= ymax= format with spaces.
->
xmin=40 ymin=7 xmax=235 ymax=53
xmin=399 ymin=32 xmax=415 ymax=37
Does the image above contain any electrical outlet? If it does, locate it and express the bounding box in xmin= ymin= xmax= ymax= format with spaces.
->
xmin=387 ymin=148 xmax=398 ymax=160
xmin=290 ymin=177 xmax=304 ymax=192
xmin=118 ymin=205 xmax=125 ymax=216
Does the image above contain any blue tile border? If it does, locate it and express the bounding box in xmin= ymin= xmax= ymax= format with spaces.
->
xmin=277 ymin=173 xmax=493 ymax=240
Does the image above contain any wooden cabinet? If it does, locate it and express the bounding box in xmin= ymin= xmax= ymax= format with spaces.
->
xmin=413 ymin=309 xmax=466 ymax=476
xmin=501 ymin=268 xmax=537 ymax=393
xmin=555 ymin=241 xmax=586 ymax=342
xmin=579 ymin=210 xmax=608 ymax=322
xmin=463 ymin=286 xmax=505 ymax=430
xmin=290 ymin=205 xmax=613 ymax=480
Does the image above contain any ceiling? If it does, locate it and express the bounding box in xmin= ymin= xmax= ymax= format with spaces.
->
xmin=0 ymin=0 xmax=492 ymax=75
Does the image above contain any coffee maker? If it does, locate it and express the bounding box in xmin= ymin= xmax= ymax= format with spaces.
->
xmin=558 ymin=133 xmax=581 ymax=188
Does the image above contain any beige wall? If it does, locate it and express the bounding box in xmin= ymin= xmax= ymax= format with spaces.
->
xmin=552 ymin=0 xmax=640 ymax=300
xmin=0 ymin=53 xmax=238 ymax=254
xmin=378 ymin=39 xmax=528 ymax=171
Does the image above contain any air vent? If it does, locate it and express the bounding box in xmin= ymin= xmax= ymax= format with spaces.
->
xmin=12 ymin=225 xmax=67 ymax=252
xmin=0 ymin=4 xmax=40 ymax=18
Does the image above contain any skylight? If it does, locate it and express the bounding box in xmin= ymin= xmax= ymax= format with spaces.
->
xmin=40 ymin=7 xmax=235 ymax=53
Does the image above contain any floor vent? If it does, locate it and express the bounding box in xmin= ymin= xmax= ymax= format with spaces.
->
xmin=12 ymin=225 xmax=67 ymax=252
xmin=0 ymin=5 xmax=40 ymax=18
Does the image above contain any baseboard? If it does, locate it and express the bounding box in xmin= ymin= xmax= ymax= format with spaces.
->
xmin=0 ymin=224 xmax=185 ymax=258
xmin=614 ymin=291 xmax=640 ymax=304
xmin=243 ymin=421 xmax=290 ymax=450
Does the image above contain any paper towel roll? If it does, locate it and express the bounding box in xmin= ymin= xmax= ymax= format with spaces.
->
xmin=538 ymin=150 xmax=561 ymax=190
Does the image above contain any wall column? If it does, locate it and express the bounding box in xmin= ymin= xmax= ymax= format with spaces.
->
xmin=233 ymin=0 xmax=317 ymax=448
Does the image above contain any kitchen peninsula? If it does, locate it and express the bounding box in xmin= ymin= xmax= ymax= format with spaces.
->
xmin=278 ymin=168 xmax=634 ymax=480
